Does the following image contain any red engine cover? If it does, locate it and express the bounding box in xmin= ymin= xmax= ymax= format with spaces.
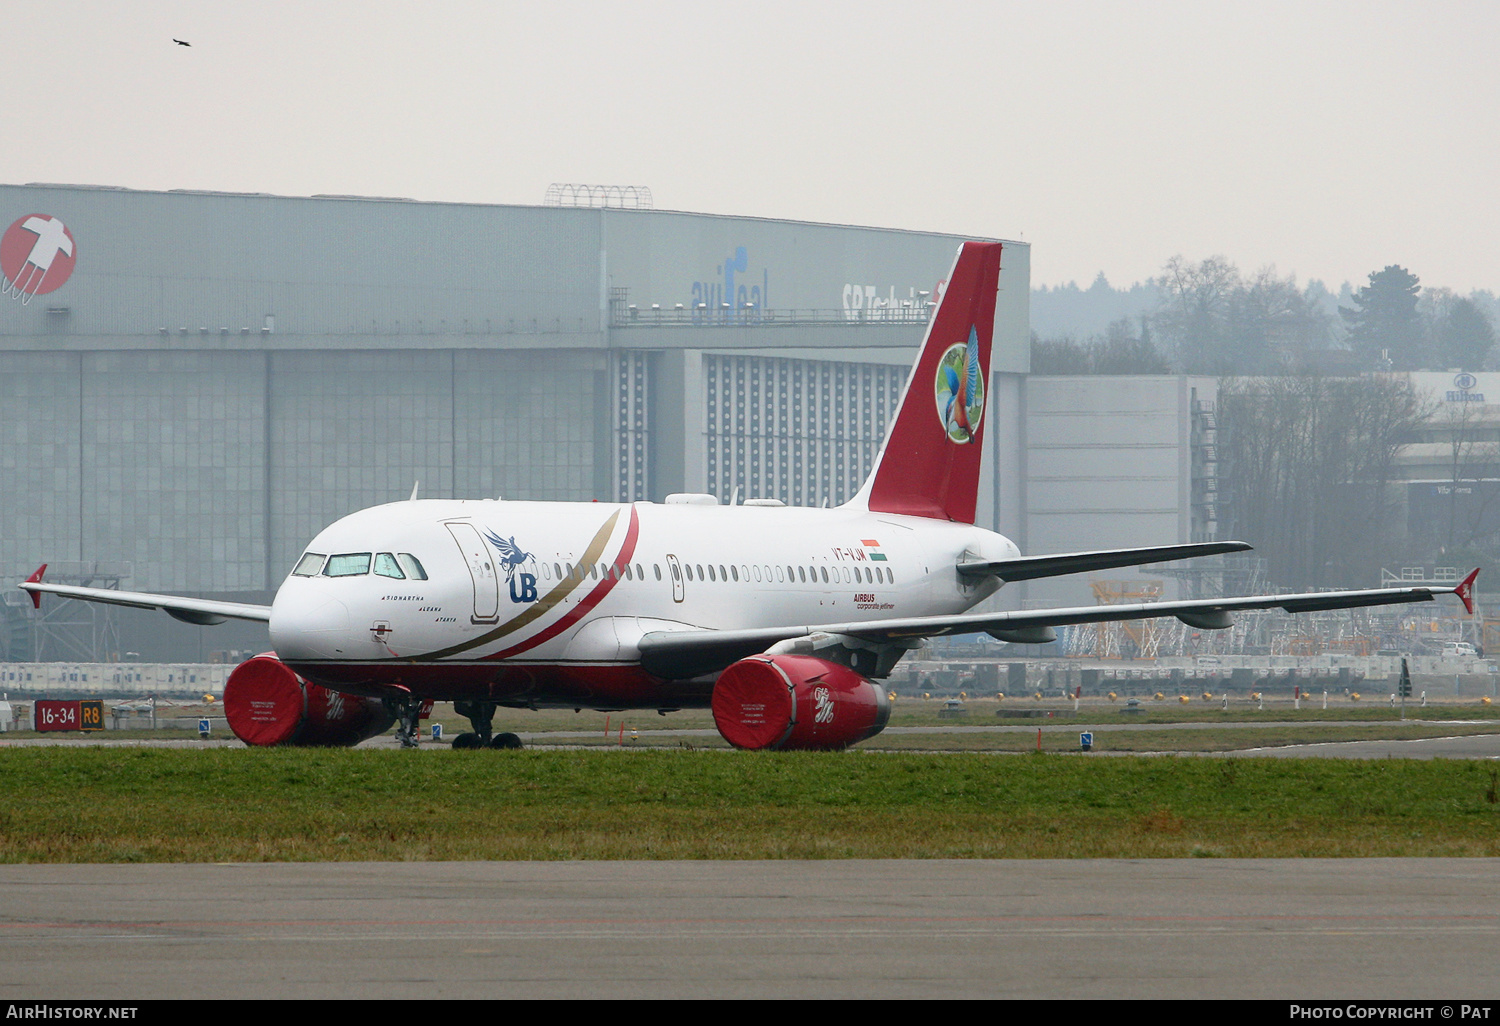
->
xmin=711 ymin=654 xmax=891 ymax=751
xmin=224 ymin=654 xmax=395 ymax=747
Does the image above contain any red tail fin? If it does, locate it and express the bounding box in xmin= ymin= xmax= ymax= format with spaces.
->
xmin=852 ymin=241 xmax=1002 ymax=522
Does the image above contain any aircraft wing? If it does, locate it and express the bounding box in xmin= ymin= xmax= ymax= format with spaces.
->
xmin=18 ymin=565 xmax=271 ymax=625
xmin=637 ymin=571 xmax=1478 ymax=679
xmin=956 ymin=540 xmax=1253 ymax=582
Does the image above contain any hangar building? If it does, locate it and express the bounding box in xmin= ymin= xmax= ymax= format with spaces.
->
xmin=0 ymin=183 xmax=1218 ymax=661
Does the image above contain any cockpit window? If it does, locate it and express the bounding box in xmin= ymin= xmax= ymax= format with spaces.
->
xmin=325 ymin=552 xmax=372 ymax=577
xmin=292 ymin=552 xmax=326 ymax=577
xmin=396 ymin=553 xmax=428 ymax=580
xmin=373 ymin=553 xmax=405 ymax=579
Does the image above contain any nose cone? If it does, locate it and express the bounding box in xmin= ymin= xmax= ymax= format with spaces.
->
xmin=269 ymin=588 xmax=351 ymax=660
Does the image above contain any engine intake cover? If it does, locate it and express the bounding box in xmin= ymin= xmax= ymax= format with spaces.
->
xmin=224 ymin=654 xmax=395 ymax=747
xmin=711 ymin=654 xmax=891 ymax=751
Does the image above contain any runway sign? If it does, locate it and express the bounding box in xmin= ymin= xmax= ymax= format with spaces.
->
xmin=35 ymin=699 xmax=104 ymax=732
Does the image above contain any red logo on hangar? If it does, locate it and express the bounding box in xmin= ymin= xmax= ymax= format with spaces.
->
xmin=2 ymin=214 xmax=77 ymax=303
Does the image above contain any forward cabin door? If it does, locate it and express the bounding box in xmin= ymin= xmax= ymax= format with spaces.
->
xmin=445 ymin=522 xmax=500 ymax=623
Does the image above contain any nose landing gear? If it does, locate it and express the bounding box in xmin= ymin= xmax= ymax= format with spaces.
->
xmin=383 ymin=692 xmax=426 ymax=748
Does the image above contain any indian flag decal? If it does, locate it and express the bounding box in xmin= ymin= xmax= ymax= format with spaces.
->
xmin=863 ymin=539 xmax=888 ymax=561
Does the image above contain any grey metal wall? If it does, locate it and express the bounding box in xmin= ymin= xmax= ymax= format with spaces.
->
xmin=602 ymin=208 xmax=1030 ymax=371
xmin=1016 ymin=375 xmax=1219 ymax=609
xmin=0 ymin=185 xmax=604 ymax=349
xmin=0 ymin=347 xmax=609 ymax=594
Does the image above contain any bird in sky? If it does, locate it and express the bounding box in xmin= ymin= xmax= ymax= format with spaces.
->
xmin=173 ymin=39 xmax=191 ymax=47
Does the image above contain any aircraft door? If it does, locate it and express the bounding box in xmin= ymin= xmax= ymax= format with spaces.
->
xmin=445 ymin=522 xmax=500 ymax=623
xmin=665 ymin=554 xmax=685 ymax=603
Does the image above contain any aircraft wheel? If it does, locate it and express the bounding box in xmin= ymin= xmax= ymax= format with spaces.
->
xmin=451 ymin=733 xmax=483 ymax=750
xmin=488 ymin=732 xmax=524 ymax=750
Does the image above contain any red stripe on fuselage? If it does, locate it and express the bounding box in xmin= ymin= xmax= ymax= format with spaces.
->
xmin=482 ymin=504 xmax=642 ymax=661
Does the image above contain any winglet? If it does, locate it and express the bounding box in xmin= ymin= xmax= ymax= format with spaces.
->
xmin=1454 ymin=567 xmax=1481 ymax=615
xmin=22 ymin=564 xmax=46 ymax=609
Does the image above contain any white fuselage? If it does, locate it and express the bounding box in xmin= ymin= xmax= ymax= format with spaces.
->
xmin=268 ymin=498 xmax=1018 ymax=706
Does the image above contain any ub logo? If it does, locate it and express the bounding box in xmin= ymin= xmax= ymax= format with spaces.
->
xmin=813 ymin=685 xmax=834 ymax=724
xmin=325 ymin=691 xmax=346 ymax=721
xmin=509 ymin=574 xmax=538 ymax=603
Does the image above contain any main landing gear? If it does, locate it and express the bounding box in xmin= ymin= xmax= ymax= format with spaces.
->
xmin=452 ymin=699 xmax=524 ymax=750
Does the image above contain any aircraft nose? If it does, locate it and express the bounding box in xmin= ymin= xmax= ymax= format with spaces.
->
xmin=269 ymin=590 xmax=351 ymax=659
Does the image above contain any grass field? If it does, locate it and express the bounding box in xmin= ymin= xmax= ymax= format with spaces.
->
xmin=5 ymin=746 xmax=1500 ymax=863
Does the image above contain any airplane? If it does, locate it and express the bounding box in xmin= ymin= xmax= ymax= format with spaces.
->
xmin=18 ymin=241 xmax=1480 ymax=750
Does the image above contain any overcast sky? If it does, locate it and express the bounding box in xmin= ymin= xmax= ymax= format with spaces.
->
xmin=5 ymin=1 xmax=1497 ymax=291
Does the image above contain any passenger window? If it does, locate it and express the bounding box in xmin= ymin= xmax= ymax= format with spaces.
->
xmin=623 ymin=564 xmax=633 ymax=580
xmin=325 ymin=553 xmax=372 ymax=577
xmin=656 ymin=564 xmax=664 ymax=581
xmin=670 ymin=563 xmax=680 ymax=581
xmin=374 ymin=553 xmax=405 ymax=579
xmin=719 ymin=564 xmax=728 ymax=581
xmin=707 ymin=565 xmax=717 ymax=582
xmin=636 ymin=563 xmax=644 ymax=579
xmin=731 ymin=566 xmax=739 ymax=582
xmin=798 ymin=566 xmax=806 ymax=583
xmin=396 ymin=553 xmax=429 ymax=580
xmin=696 ymin=564 xmax=705 ymax=580
xmin=292 ymin=552 xmax=326 ymax=577
xmin=820 ymin=566 xmax=828 ymax=584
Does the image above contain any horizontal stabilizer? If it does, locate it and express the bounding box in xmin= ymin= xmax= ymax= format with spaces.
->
xmin=957 ymin=541 xmax=1254 ymax=582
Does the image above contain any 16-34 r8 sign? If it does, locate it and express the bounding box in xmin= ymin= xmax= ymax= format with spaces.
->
xmin=35 ymin=699 xmax=103 ymax=732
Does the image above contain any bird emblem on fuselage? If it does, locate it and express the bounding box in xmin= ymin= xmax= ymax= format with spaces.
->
xmin=481 ymin=528 xmax=533 ymax=581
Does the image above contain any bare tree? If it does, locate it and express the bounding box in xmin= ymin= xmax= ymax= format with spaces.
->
xmin=1153 ymin=255 xmax=1240 ymax=373
xmin=1220 ymin=376 xmax=1429 ymax=588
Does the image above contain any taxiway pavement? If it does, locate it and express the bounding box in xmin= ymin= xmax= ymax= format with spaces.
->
xmin=2 ymin=859 xmax=1498 ymax=999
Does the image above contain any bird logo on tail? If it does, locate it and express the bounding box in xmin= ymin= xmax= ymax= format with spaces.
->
xmin=934 ymin=326 xmax=985 ymax=444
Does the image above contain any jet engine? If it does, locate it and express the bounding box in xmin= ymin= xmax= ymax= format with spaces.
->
xmin=223 ymin=653 xmax=395 ymax=747
xmin=711 ymin=653 xmax=891 ymax=751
